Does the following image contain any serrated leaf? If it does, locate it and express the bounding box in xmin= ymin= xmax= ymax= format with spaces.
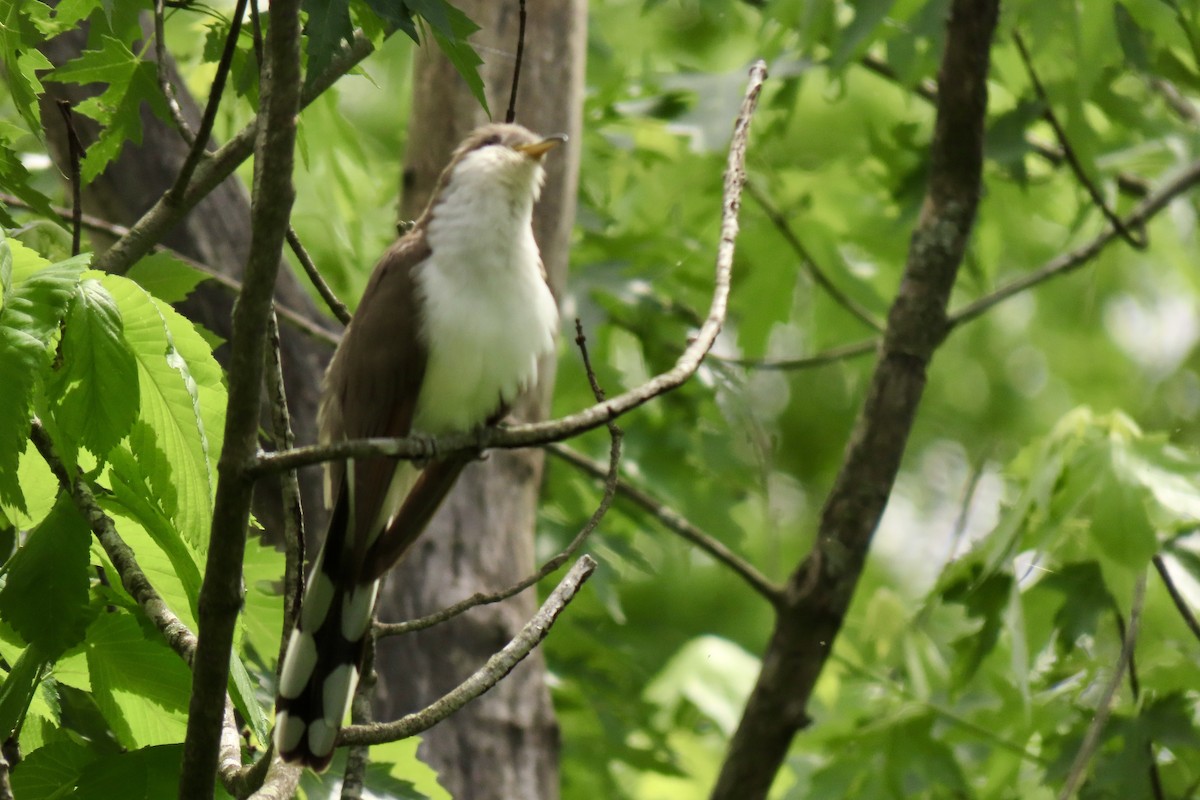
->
xmin=0 ymin=244 xmax=90 ymax=510
xmin=45 ymin=36 xmax=170 ymax=182
xmin=85 ymin=612 xmax=191 ymax=749
xmin=0 ymin=2 xmax=54 ymax=135
xmin=126 ymin=251 xmax=209 ymax=304
xmin=102 ymin=275 xmax=225 ymax=552
xmin=369 ymin=736 xmax=449 ymax=799
xmin=303 ymin=0 xmax=354 ymax=91
xmin=362 ymin=0 xmax=419 ymax=41
xmin=0 ymin=495 xmax=93 ymax=659
xmin=49 ymin=277 xmax=140 ymax=458
xmin=408 ymin=0 xmax=488 ymax=114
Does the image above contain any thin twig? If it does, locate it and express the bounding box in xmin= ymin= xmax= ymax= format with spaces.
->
xmin=167 ymin=0 xmax=249 ymax=204
xmin=504 ymin=0 xmax=527 ymax=124
xmin=248 ymin=0 xmax=264 ymax=68
xmin=342 ymin=555 xmax=597 ymax=747
xmin=948 ymin=158 xmax=1200 ymax=329
xmin=1153 ymin=555 xmax=1200 ymax=645
xmin=1013 ymin=32 xmax=1147 ymax=249
xmin=712 ymin=337 xmax=878 ymax=371
xmin=546 ymin=442 xmax=783 ymax=606
xmin=266 ymin=310 xmax=306 ymax=680
xmin=285 ymin=226 xmax=351 ymax=324
xmin=252 ymin=60 xmax=769 ymax=477
xmin=744 ymin=180 xmax=884 ymax=332
xmin=1058 ymin=572 xmax=1147 ymax=800
xmin=55 ymin=101 xmax=83 ymax=256
xmin=154 ymin=0 xmax=197 ymax=141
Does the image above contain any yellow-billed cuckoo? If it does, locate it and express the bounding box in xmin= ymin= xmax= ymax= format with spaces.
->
xmin=274 ymin=123 xmax=564 ymax=769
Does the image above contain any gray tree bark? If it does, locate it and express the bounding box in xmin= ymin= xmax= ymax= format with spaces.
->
xmin=372 ymin=4 xmax=586 ymax=799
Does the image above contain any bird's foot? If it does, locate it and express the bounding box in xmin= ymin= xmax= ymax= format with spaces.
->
xmin=409 ymin=432 xmax=439 ymax=468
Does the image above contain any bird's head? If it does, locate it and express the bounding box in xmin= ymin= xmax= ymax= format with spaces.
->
xmin=442 ymin=123 xmax=568 ymax=202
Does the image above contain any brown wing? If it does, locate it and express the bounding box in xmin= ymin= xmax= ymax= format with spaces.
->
xmin=319 ymin=232 xmax=432 ymax=574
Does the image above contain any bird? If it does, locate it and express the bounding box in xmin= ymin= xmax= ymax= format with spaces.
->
xmin=273 ymin=123 xmax=564 ymax=770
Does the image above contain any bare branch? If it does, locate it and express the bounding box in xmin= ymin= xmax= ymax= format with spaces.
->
xmin=180 ymin=0 xmax=304 ymax=792
xmin=342 ymin=555 xmax=597 ymax=747
xmin=265 ymin=311 xmax=306 ymax=678
xmin=30 ymin=421 xmax=197 ymax=662
xmin=948 ymin=158 xmax=1200 ymax=329
xmin=504 ymin=0 xmax=528 ymax=124
xmin=744 ymin=180 xmax=884 ymax=332
xmin=55 ymin=101 xmax=83 ymax=256
xmin=167 ymin=0 xmax=250 ymax=203
xmin=546 ymin=442 xmax=783 ymax=605
xmin=1012 ymin=32 xmax=1147 ymax=249
xmin=285 ymin=226 xmax=351 ymax=324
xmin=252 ymin=60 xmax=769 ymax=477
xmin=1058 ymin=573 xmax=1147 ymax=800
xmin=154 ymin=0 xmax=197 ymax=139
xmin=713 ymin=337 xmax=877 ymax=371
xmin=1154 ymin=555 xmax=1200 ymax=646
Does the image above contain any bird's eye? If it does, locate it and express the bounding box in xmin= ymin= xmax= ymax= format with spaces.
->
xmin=481 ymin=134 xmax=502 ymax=147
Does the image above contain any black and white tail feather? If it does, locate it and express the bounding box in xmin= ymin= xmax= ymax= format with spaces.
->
xmin=273 ymin=487 xmax=379 ymax=771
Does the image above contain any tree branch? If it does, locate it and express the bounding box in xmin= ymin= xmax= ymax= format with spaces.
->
xmin=1153 ymin=554 xmax=1200 ymax=646
xmin=744 ymin=179 xmax=884 ymax=332
xmin=285 ymin=226 xmax=351 ymax=325
xmin=250 ymin=59 xmax=769 ymax=477
xmin=341 ymin=555 xmax=597 ymax=747
xmin=546 ymin=442 xmax=783 ymax=605
xmin=947 ymin=158 xmax=1200 ymax=329
xmin=711 ymin=4 xmax=999 ymax=798
xmin=179 ymin=0 xmax=304 ymax=793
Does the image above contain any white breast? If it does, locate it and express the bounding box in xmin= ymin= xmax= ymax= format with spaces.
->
xmin=411 ymin=152 xmax=559 ymax=434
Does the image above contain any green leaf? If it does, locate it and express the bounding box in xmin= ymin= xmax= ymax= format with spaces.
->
xmin=369 ymin=736 xmax=449 ymax=799
xmin=48 ymin=277 xmax=140 ymax=458
xmin=0 ymin=137 xmax=62 ymax=223
xmin=0 ymin=1 xmax=55 ymax=134
xmin=303 ymin=0 xmax=354 ymax=91
xmin=644 ymin=635 xmax=759 ymax=737
xmin=0 ymin=242 xmax=90 ymax=511
xmin=74 ymin=743 xmax=233 ymax=799
xmin=8 ymin=738 xmax=95 ymax=799
xmin=0 ymin=644 xmax=50 ymax=741
xmin=102 ymin=275 xmax=225 ymax=552
xmin=45 ymin=36 xmax=171 ymax=182
xmin=125 ymin=251 xmax=209 ymax=304
xmin=0 ymin=494 xmax=94 ymax=660
xmin=84 ymin=612 xmax=191 ymax=749
xmin=408 ymin=1 xmax=488 ymax=114
xmin=362 ymin=0 xmax=419 ymax=41
xmin=1114 ymin=2 xmax=1152 ymax=71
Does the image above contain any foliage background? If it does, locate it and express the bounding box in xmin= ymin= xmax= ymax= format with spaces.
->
xmin=2 ymin=0 xmax=1200 ymax=798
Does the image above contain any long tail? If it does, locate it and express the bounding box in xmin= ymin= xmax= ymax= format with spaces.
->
xmin=274 ymin=495 xmax=378 ymax=771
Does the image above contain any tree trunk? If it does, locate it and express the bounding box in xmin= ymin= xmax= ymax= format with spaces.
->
xmin=372 ymin=4 xmax=585 ymax=798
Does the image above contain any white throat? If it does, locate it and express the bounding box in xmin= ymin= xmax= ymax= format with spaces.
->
xmin=411 ymin=150 xmax=559 ymax=434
